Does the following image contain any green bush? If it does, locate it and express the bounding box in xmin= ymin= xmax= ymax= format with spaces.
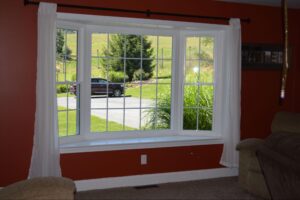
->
xmin=132 ymin=69 xmax=151 ymax=81
xmin=145 ymin=84 xmax=213 ymax=130
xmin=56 ymin=85 xmax=68 ymax=93
xmin=108 ymin=71 xmax=129 ymax=82
xmin=182 ymin=86 xmax=213 ymax=130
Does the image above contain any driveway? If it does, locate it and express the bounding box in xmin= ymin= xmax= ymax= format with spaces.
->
xmin=57 ymin=96 xmax=154 ymax=128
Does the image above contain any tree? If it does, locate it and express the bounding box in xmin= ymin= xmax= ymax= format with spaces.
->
xmin=102 ymin=34 xmax=154 ymax=81
xmin=56 ymin=29 xmax=72 ymax=61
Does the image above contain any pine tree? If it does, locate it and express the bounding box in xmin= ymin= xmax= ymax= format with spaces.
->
xmin=56 ymin=29 xmax=72 ymax=61
xmin=102 ymin=34 xmax=154 ymax=81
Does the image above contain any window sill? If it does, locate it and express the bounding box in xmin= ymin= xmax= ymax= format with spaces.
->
xmin=60 ymin=135 xmax=223 ymax=154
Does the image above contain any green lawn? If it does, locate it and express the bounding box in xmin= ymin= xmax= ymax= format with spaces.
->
xmin=125 ymin=78 xmax=171 ymax=99
xmin=58 ymin=106 xmax=134 ymax=137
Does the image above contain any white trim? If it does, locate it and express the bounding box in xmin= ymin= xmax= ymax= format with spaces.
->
xmin=60 ymin=136 xmax=223 ymax=154
xmin=57 ymin=13 xmax=229 ymax=31
xmin=75 ymin=167 xmax=238 ymax=191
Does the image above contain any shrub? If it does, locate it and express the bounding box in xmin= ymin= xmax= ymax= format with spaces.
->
xmin=145 ymin=84 xmax=213 ymax=130
xmin=108 ymin=71 xmax=129 ymax=82
xmin=56 ymin=85 xmax=68 ymax=93
xmin=132 ymin=69 xmax=151 ymax=81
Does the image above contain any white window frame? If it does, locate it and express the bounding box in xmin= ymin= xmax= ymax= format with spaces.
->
xmin=56 ymin=13 xmax=228 ymax=152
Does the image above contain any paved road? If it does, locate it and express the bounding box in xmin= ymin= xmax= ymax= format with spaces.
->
xmin=57 ymin=96 xmax=154 ymax=128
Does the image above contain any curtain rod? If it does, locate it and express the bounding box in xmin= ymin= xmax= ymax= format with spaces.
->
xmin=24 ymin=0 xmax=251 ymax=23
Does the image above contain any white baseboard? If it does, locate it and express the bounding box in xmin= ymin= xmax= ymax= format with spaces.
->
xmin=75 ymin=167 xmax=238 ymax=192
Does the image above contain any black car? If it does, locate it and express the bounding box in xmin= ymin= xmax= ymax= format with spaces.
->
xmin=70 ymin=78 xmax=124 ymax=97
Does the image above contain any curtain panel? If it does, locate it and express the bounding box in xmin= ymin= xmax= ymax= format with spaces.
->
xmin=28 ymin=2 xmax=61 ymax=178
xmin=219 ymin=18 xmax=241 ymax=168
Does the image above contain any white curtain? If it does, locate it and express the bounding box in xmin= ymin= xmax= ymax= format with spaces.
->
xmin=29 ymin=2 xmax=61 ymax=178
xmin=219 ymin=18 xmax=241 ymax=168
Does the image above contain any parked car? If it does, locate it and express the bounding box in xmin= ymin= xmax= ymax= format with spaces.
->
xmin=70 ymin=78 xmax=124 ymax=97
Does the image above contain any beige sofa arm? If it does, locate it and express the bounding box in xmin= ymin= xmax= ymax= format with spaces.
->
xmin=236 ymin=138 xmax=264 ymax=151
xmin=0 ymin=177 xmax=76 ymax=200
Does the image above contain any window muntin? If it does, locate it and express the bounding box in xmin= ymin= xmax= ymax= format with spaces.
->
xmin=56 ymin=28 xmax=80 ymax=137
xmin=183 ymin=36 xmax=215 ymax=131
xmin=90 ymin=33 xmax=173 ymax=133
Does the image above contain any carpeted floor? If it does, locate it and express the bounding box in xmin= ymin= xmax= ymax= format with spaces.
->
xmin=76 ymin=177 xmax=263 ymax=200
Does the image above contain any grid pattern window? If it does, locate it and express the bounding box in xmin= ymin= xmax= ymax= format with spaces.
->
xmin=56 ymin=28 xmax=80 ymax=137
xmin=90 ymin=33 xmax=173 ymax=132
xmin=183 ymin=36 xmax=215 ymax=131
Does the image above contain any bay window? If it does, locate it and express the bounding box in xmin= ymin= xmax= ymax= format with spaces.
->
xmin=56 ymin=14 xmax=227 ymax=150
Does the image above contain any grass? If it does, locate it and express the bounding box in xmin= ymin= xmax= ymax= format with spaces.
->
xmin=125 ymin=78 xmax=171 ymax=99
xmin=58 ymin=106 xmax=134 ymax=137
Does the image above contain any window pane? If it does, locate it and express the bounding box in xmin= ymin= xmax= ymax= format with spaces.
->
xmin=124 ymin=109 xmax=140 ymax=130
xmin=141 ymin=108 xmax=153 ymax=130
xmin=90 ymin=32 xmax=172 ymax=133
xmin=58 ymin=111 xmax=67 ymax=137
xmin=184 ymin=85 xmax=198 ymax=108
xmin=56 ymin=84 xmax=78 ymax=109
xmin=158 ymin=36 xmax=172 ymax=59
xmin=125 ymin=35 xmax=141 ymax=59
xmin=67 ymin=110 xmax=78 ymax=136
xmin=125 ymin=83 xmax=141 ymax=107
xmin=157 ymin=84 xmax=171 ymax=106
xmin=183 ymin=36 xmax=215 ymax=131
xmin=90 ymin=109 xmax=107 ymax=132
xmin=186 ymin=37 xmax=200 ymax=59
xmin=92 ymin=33 xmax=108 ymax=57
xmin=200 ymin=61 xmax=214 ymax=83
xmin=58 ymin=110 xmax=78 ymax=136
xmin=91 ymin=57 xmax=106 ymax=79
xmin=156 ymin=107 xmax=171 ymax=130
xmin=91 ymin=95 xmax=107 ymax=109
xmin=157 ymin=59 xmax=172 ymax=81
xmin=108 ymin=109 xmax=124 ymax=132
xmin=146 ymin=35 xmax=157 ymax=59
xmin=200 ymin=37 xmax=214 ymax=61
xmin=65 ymin=30 xmax=77 ymax=56
xmin=199 ymin=85 xmax=214 ymax=109
xmin=198 ymin=108 xmax=213 ymax=130
xmin=66 ymin=60 xmax=77 ymax=82
xmin=183 ymin=108 xmax=197 ymax=130
xmin=141 ymin=84 xmax=155 ymax=108
xmin=108 ymin=95 xmax=124 ymax=109
xmin=56 ymin=28 xmax=79 ymax=137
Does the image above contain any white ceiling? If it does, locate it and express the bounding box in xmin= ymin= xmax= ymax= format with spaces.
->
xmin=218 ymin=0 xmax=300 ymax=8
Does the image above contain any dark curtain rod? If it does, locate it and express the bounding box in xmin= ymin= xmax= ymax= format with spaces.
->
xmin=24 ymin=0 xmax=251 ymax=23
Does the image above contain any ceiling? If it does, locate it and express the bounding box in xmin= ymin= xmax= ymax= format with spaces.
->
xmin=218 ymin=0 xmax=300 ymax=8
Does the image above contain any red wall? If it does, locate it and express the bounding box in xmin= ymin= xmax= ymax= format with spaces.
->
xmin=0 ymin=0 xmax=299 ymax=186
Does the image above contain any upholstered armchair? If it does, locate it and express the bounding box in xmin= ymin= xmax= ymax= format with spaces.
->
xmin=0 ymin=177 xmax=76 ymax=200
xmin=236 ymin=112 xmax=300 ymax=199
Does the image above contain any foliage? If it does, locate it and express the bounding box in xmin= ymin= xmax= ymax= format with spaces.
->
xmin=182 ymin=86 xmax=213 ymax=130
xmin=108 ymin=71 xmax=129 ymax=83
xmin=145 ymin=80 xmax=213 ymax=130
xmin=145 ymin=92 xmax=171 ymax=129
xmin=101 ymin=34 xmax=154 ymax=81
xmin=56 ymin=29 xmax=72 ymax=61
xmin=56 ymin=85 xmax=68 ymax=93
xmin=132 ymin=69 xmax=151 ymax=81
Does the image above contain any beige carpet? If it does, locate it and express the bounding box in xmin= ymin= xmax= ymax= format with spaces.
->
xmin=76 ymin=177 xmax=263 ymax=200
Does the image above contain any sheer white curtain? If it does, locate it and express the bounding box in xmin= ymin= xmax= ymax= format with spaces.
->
xmin=219 ymin=18 xmax=241 ymax=168
xmin=29 ymin=2 xmax=61 ymax=178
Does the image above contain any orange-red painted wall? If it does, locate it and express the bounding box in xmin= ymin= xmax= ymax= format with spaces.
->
xmin=0 ymin=0 xmax=299 ymax=186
